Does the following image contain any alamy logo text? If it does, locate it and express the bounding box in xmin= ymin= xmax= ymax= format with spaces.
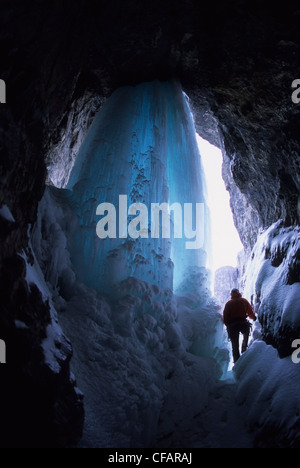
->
xmin=96 ymin=195 xmax=205 ymax=250
xmin=0 ymin=339 xmax=6 ymax=364
xmin=291 ymin=79 xmax=300 ymax=104
xmin=0 ymin=79 xmax=6 ymax=104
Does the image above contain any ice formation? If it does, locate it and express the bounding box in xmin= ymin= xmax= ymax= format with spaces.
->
xmin=65 ymin=80 xmax=209 ymax=295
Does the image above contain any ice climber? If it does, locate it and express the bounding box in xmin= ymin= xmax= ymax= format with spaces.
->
xmin=223 ymin=289 xmax=256 ymax=363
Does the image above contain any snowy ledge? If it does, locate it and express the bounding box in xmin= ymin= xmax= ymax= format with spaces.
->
xmin=20 ymin=248 xmax=72 ymax=374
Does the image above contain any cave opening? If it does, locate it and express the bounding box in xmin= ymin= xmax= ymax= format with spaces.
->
xmin=197 ymin=135 xmax=244 ymax=291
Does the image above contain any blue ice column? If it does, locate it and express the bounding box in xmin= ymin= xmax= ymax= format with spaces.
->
xmin=66 ymin=80 xmax=209 ymax=295
xmin=164 ymin=84 xmax=209 ymax=290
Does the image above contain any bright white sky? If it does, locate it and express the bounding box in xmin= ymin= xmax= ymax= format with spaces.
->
xmin=197 ymin=134 xmax=243 ymax=273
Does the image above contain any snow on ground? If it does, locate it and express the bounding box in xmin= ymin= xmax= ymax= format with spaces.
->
xmin=156 ymin=373 xmax=254 ymax=448
xmin=58 ymin=277 xmax=230 ymax=448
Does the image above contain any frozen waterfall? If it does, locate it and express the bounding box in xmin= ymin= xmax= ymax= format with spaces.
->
xmin=65 ymin=80 xmax=210 ymax=295
xmin=31 ymin=80 xmax=230 ymax=447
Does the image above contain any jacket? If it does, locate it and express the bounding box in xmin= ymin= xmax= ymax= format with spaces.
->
xmin=223 ymin=293 xmax=256 ymax=326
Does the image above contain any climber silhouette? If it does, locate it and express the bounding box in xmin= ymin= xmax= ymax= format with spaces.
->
xmin=223 ymin=289 xmax=256 ymax=363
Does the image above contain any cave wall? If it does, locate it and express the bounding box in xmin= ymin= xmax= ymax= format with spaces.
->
xmin=1 ymin=0 xmax=299 ymax=447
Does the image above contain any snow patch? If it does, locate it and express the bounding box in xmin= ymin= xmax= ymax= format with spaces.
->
xmin=0 ymin=204 xmax=15 ymax=222
xmin=14 ymin=320 xmax=29 ymax=330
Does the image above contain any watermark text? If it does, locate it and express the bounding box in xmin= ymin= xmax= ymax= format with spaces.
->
xmin=96 ymin=195 xmax=205 ymax=250
xmin=107 ymin=452 xmax=192 ymax=465
xmin=0 ymin=79 xmax=6 ymax=104
xmin=291 ymin=339 xmax=300 ymax=364
xmin=0 ymin=339 xmax=6 ymax=363
xmin=291 ymin=79 xmax=300 ymax=104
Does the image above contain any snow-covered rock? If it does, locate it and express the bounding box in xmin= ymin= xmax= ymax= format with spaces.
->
xmin=243 ymin=221 xmax=300 ymax=357
xmin=234 ymin=340 xmax=300 ymax=448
